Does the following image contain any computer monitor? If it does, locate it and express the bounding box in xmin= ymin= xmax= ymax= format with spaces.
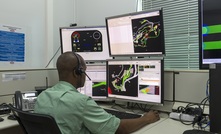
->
xmin=105 ymin=8 xmax=165 ymax=57
xmin=78 ymin=64 xmax=111 ymax=101
xmin=60 ymin=26 xmax=111 ymax=61
xmin=199 ymin=0 xmax=221 ymax=69
xmin=106 ymin=58 xmax=164 ymax=105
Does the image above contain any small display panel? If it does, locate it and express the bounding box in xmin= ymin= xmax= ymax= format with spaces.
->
xmin=71 ymin=30 xmax=103 ymax=52
xmin=60 ymin=26 xmax=111 ymax=61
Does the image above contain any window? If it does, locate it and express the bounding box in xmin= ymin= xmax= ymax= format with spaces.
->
xmin=141 ymin=0 xmax=199 ymax=69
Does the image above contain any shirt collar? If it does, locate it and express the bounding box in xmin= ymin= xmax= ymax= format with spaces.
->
xmin=57 ymin=81 xmax=78 ymax=92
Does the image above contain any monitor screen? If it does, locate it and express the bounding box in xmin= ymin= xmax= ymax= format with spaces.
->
xmin=199 ymin=0 xmax=221 ymax=69
xmin=105 ymin=8 xmax=165 ymax=57
xmin=78 ymin=64 xmax=111 ymax=101
xmin=106 ymin=58 xmax=164 ymax=105
xmin=60 ymin=26 xmax=111 ymax=61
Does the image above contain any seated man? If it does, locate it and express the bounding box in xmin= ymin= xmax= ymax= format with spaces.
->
xmin=34 ymin=51 xmax=160 ymax=134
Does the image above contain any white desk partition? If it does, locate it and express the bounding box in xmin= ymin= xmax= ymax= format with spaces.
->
xmin=0 ymin=69 xmax=58 ymax=103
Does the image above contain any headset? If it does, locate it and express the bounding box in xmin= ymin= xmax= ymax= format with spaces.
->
xmin=72 ymin=52 xmax=91 ymax=80
xmin=73 ymin=52 xmax=84 ymax=75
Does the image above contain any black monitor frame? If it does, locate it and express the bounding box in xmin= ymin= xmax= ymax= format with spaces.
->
xmin=105 ymin=8 xmax=165 ymax=57
xmin=106 ymin=58 xmax=164 ymax=105
xmin=199 ymin=0 xmax=221 ymax=69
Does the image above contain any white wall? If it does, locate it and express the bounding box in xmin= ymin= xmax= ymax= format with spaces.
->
xmin=0 ymin=0 xmax=138 ymax=69
xmin=75 ymin=0 xmax=138 ymax=26
xmin=0 ymin=0 xmax=46 ymax=69
xmin=51 ymin=0 xmax=76 ymax=67
xmin=0 ymin=0 xmax=75 ymax=70
xmin=0 ymin=69 xmax=58 ymax=103
xmin=174 ymin=70 xmax=209 ymax=103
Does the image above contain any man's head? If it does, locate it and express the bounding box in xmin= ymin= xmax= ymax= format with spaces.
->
xmin=56 ymin=51 xmax=86 ymax=88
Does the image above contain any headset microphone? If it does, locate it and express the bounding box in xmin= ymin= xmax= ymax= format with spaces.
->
xmin=83 ymin=71 xmax=91 ymax=81
xmin=73 ymin=52 xmax=91 ymax=81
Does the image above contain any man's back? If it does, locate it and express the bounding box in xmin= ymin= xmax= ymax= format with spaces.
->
xmin=34 ymin=81 xmax=120 ymax=134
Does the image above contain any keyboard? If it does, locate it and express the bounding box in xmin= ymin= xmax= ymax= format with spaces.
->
xmin=104 ymin=108 xmax=142 ymax=119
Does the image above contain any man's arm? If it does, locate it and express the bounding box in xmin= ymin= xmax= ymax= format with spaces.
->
xmin=115 ymin=110 xmax=160 ymax=134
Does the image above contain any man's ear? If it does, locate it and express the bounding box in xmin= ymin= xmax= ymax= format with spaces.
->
xmin=72 ymin=69 xmax=78 ymax=78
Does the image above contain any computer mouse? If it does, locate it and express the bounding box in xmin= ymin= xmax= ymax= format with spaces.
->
xmin=0 ymin=117 xmax=4 ymax=122
xmin=7 ymin=115 xmax=17 ymax=120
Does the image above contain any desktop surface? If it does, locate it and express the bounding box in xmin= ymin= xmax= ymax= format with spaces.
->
xmin=183 ymin=129 xmax=215 ymax=134
xmin=0 ymin=103 xmax=210 ymax=134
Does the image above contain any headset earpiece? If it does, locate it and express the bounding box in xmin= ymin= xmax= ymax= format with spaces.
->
xmin=73 ymin=52 xmax=85 ymax=75
xmin=75 ymin=67 xmax=84 ymax=75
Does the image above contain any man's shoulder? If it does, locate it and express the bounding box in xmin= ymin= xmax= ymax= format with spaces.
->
xmin=61 ymin=90 xmax=91 ymax=103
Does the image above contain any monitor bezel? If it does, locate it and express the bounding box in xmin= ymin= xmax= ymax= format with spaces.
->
xmin=59 ymin=26 xmax=111 ymax=62
xmin=79 ymin=63 xmax=112 ymax=101
xmin=198 ymin=0 xmax=204 ymax=69
xmin=199 ymin=0 xmax=208 ymax=70
xmin=198 ymin=0 xmax=221 ymax=70
xmin=105 ymin=8 xmax=165 ymax=57
xmin=106 ymin=58 xmax=164 ymax=105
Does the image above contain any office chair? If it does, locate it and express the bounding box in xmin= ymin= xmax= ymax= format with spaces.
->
xmin=8 ymin=104 xmax=62 ymax=134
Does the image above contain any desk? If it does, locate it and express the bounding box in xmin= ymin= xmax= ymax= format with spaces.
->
xmin=100 ymin=102 xmax=211 ymax=134
xmin=100 ymin=103 xmax=195 ymax=134
xmin=0 ymin=114 xmax=23 ymax=134
xmin=133 ymin=117 xmax=193 ymax=134
xmin=0 ymin=115 xmax=18 ymax=130
xmin=0 ymin=110 xmax=208 ymax=134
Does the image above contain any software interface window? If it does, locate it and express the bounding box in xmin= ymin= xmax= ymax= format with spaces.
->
xmin=78 ymin=65 xmax=108 ymax=100
xmin=106 ymin=9 xmax=164 ymax=56
xmin=107 ymin=59 xmax=163 ymax=104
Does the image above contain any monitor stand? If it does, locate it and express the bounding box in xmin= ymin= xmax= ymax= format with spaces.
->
xmin=183 ymin=129 xmax=214 ymax=134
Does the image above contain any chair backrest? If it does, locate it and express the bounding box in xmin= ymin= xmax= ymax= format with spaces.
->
xmin=8 ymin=104 xmax=62 ymax=134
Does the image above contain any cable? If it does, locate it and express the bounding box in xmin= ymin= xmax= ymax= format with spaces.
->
xmin=174 ymin=79 xmax=211 ymax=129
xmin=199 ymin=96 xmax=209 ymax=114
xmin=179 ymin=113 xmax=194 ymax=125
xmin=206 ymin=79 xmax=209 ymax=98
xmin=201 ymin=120 xmax=210 ymax=129
xmin=45 ymin=46 xmax=61 ymax=68
xmin=0 ymin=103 xmax=8 ymax=107
xmin=131 ymin=103 xmax=153 ymax=112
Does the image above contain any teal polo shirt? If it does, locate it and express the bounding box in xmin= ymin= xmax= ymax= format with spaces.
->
xmin=34 ymin=81 xmax=120 ymax=134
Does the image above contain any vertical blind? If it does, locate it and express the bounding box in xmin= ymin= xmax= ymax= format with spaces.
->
xmin=142 ymin=0 xmax=199 ymax=69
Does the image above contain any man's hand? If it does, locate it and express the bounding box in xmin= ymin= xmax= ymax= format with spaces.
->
xmin=142 ymin=110 xmax=160 ymax=123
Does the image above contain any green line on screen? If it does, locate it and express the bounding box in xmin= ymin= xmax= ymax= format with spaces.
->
xmin=204 ymin=41 xmax=221 ymax=50
xmin=92 ymin=81 xmax=106 ymax=88
xmin=203 ymin=24 xmax=221 ymax=34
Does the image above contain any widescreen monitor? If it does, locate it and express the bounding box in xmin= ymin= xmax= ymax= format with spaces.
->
xmin=106 ymin=58 xmax=164 ymax=105
xmin=60 ymin=26 xmax=111 ymax=61
xmin=199 ymin=0 xmax=221 ymax=69
xmin=78 ymin=64 xmax=111 ymax=101
xmin=105 ymin=8 xmax=165 ymax=57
